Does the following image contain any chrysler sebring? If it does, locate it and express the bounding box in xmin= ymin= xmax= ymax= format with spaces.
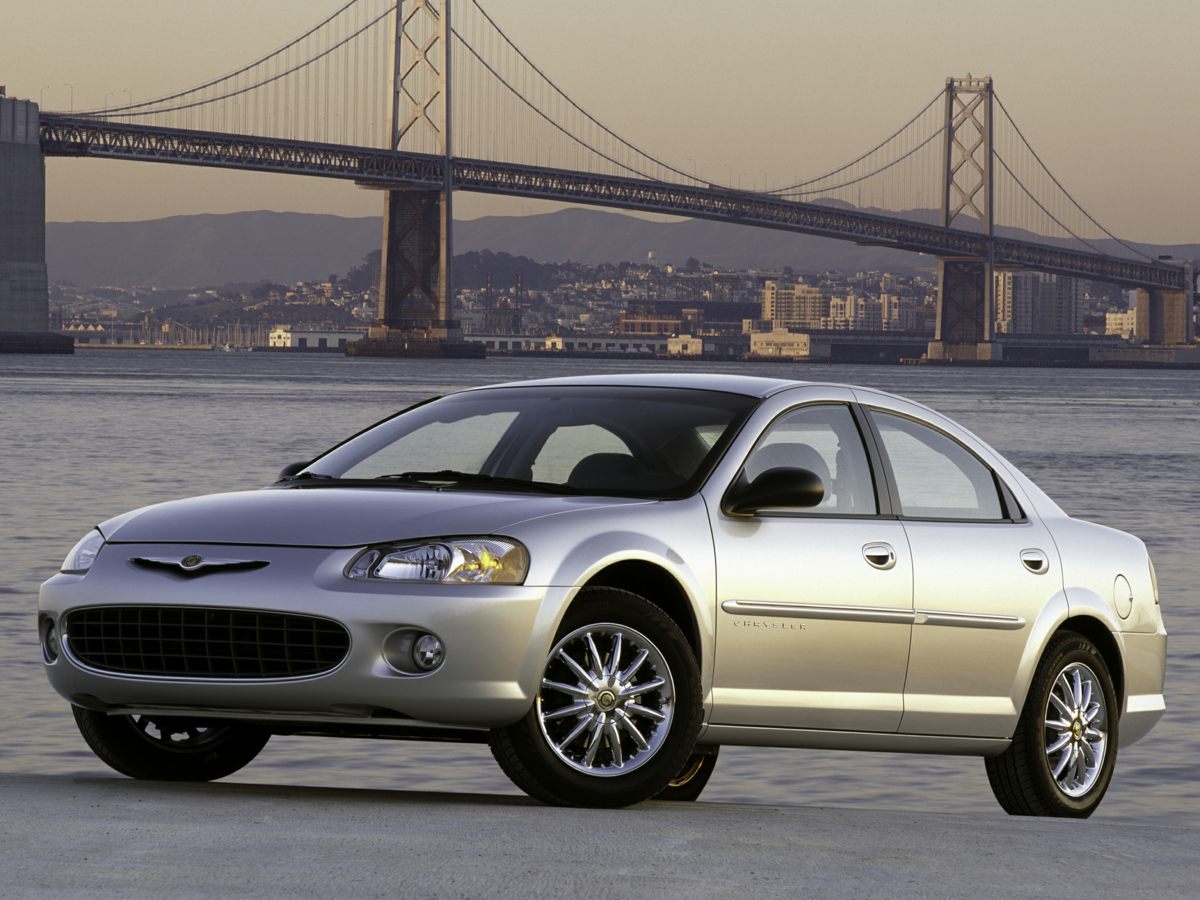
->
xmin=39 ymin=374 xmax=1166 ymax=814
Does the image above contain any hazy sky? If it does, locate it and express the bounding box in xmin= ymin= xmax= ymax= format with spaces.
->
xmin=4 ymin=0 xmax=1198 ymax=244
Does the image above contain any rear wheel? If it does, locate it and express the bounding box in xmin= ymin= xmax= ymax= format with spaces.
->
xmin=489 ymin=588 xmax=702 ymax=807
xmin=73 ymin=707 xmax=269 ymax=781
xmin=985 ymin=633 xmax=1118 ymax=817
xmin=655 ymin=746 xmax=719 ymax=801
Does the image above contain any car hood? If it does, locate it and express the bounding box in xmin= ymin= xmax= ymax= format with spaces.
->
xmin=99 ymin=486 xmax=645 ymax=547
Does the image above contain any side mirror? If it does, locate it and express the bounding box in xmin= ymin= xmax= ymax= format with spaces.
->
xmin=277 ymin=461 xmax=310 ymax=482
xmin=722 ymin=467 xmax=824 ymax=516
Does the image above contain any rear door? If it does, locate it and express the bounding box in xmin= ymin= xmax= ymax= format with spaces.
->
xmin=858 ymin=397 xmax=1060 ymax=739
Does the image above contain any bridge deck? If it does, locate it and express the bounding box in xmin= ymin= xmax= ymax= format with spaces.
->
xmin=38 ymin=116 xmax=1185 ymax=291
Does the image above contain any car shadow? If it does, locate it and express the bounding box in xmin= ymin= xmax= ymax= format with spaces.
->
xmin=40 ymin=773 xmax=541 ymax=808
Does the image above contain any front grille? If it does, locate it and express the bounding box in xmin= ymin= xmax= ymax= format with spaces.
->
xmin=64 ymin=606 xmax=350 ymax=679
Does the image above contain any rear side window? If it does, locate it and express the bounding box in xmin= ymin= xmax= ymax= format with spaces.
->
xmin=870 ymin=410 xmax=1004 ymax=520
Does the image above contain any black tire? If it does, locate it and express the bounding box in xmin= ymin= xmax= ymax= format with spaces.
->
xmin=488 ymin=587 xmax=702 ymax=808
xmin=985 ymin=632 xmax=1119 ymax=818
xmin=73 ymin=707 xmax=269 ymax=782
xmin=655 ymin=746 xmax=719 ymax=801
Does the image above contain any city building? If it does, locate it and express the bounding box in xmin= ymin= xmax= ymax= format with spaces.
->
xmin=994 ymin=271 xmax=1082 ymax=335
xmin=666 ymin=333 xmax=747 ymax=357
xmin=1134 ymin=288 xmax=1191 ymax=345
xmin=748 ymin=328 xmax=811 ymax=359
xmin=1105 ymin=310 xmax=1137 ymax=339
xmin=268 ymin=325 xmax=366 ymax=350
xmin=880 ymin=293 xmax=920 ymax=332
xmin=827 ymin=294 xmax=882 ymax=331
xmin=762 ymin=279 xmax=827 ymax=329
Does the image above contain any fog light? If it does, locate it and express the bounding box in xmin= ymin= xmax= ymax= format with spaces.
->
xmin=381 ymin=628 xmax=446 ymax=675
xmin=40 ymin=617 xmax=60 ymax=664
xmin=412 ymin=634 xmax=445 ymax=671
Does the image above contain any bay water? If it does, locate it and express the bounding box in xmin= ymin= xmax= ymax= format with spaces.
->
xmin=2 ymin=351 xmax=1195 ymax=823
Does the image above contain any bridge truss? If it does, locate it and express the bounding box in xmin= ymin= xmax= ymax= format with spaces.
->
xmin=39 ymin=115 xmax=1185 ymax=292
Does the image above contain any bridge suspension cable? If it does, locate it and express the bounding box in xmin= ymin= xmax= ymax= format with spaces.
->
xmin=65 ymin=0 xmax=397 ymax=149
xmin=991 ymin=95 xmax=1151 ymax=261
xmin=78 ymin=6 xmax=395 ymax=121
xmin=457 ymin=0 xmax=703 ymax=186
xmin=44 ymin=0 xmax=1158 ymax=264
xmin=73 ymin=0 xmax=367 ymax=116
xmin=763 ymin=91 xmax=947 ymax=225
xmin=767 ymin=92 xmax=942 ymax=194
xmin=992 ymin=152 xmax=1110 ymax=257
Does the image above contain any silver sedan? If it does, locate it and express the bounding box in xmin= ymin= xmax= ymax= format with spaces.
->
xmin=39 ymin=374 xmax=1167 ymax=814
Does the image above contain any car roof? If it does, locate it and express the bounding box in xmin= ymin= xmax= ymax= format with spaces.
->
xmin=468 ymin=373 xmax=807 ymax=398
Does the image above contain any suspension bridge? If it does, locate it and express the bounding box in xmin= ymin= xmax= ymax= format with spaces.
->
xmin=4 ymin=0 xmax=1194 ymax=358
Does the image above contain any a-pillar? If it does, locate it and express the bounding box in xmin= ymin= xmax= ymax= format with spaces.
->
xmin=926 ymin=257 xmax=1002 ymax=362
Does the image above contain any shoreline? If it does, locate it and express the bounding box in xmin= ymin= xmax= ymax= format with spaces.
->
xmin=58 ymin=342 xmax=1200 ymax=369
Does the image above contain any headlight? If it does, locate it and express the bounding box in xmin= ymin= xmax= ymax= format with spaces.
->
xmin=346 ymin=538 xmax=529 ymax=585
xmin=61 ymin=529 xmax=106 ymax=574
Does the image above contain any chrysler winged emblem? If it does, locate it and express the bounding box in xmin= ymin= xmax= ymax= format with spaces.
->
xmin=130 ymin=555 xmax=269 ymax=577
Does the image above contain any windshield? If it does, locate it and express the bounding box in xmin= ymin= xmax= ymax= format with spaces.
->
xmin=301 ymin=386 xmax=758 ymax=498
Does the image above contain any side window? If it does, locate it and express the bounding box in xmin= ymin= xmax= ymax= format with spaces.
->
xmin=871 ymin=411 xmax=1004 ymax=520
xmin=742 ymin=404 xmax=877 ymax=515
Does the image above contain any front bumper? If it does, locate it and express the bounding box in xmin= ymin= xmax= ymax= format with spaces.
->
xmin=39 ymin=543 xmax=558 ymax=729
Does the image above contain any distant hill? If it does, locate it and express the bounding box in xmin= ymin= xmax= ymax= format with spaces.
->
xmin=456 ymin=207 xmax=934 ymax=273
xmin=46 ymin=211 xmax=382 ymax=289
xmin=46 ymin=207 xmax=1199 ymax=289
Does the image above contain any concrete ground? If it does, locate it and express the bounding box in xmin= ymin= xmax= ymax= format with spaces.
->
xmin=0 ymin=773 xmax=1194 ymax=898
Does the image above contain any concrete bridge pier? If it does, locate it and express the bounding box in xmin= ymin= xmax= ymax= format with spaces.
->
xmin=926 ymin=257 xmax=1002 ymax=362
xmin=0 ymin=97 xmax=69 ymax=352
xmin=345 ymin=185 xmax=479 ymax=358
xmin=376 ymin=187 xmax=456 ymax=336
xmin=1135 ymin=286 xmax=1193 ymax=345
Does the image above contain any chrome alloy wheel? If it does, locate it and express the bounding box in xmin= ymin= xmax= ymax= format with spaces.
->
xmin=1044 ymin=662 xmax=1108 ymax=797
xmin=537 ymin=623 xmax=675 ymax=777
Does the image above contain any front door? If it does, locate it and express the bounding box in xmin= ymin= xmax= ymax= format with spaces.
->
xmin=709 ymin=402 xmax=913 ymax=733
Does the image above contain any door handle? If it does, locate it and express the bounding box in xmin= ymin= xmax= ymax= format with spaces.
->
xmin=1020 ymin=549 xmax=1049 ymax=575
xmin=863 ymin=542 xmax=896 ymax=571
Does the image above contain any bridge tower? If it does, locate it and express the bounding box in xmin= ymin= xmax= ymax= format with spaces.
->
xmin=350 ymin=0 xmax=480 ymax=358
xmin=927 ymin=76 xmax=1002 ymax=363
xmin=0 ymin=95 xmax=71 ymax=354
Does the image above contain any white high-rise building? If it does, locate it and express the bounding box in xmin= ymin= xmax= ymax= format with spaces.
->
xmin=762 ymin=279 xmax=827 ymax=329
xmin=880 ymin=293 xmax=918 ymax=332
xmin=826 ymin=294 xmax=881 ymax=331
xmin=994 ymin=271 xmax=1082 ymax=335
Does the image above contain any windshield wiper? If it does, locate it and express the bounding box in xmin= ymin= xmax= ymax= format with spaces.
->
xmin=278 ymin=471 xmax=337 ymax=483
xmin=376 ymin=470 xmax=570 ymax=494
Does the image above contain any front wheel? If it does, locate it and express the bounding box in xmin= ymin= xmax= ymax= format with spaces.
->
xmin=73 ymin=707 xmax=269 ymax=781
xmin=985 ymin=633 xmax=1118 ymax=817
xmin=489 ymin=588 xmax=702 ymax=807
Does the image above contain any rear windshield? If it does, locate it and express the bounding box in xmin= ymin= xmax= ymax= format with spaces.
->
xmin=305 ymin=386 xmax=758 ymax=498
